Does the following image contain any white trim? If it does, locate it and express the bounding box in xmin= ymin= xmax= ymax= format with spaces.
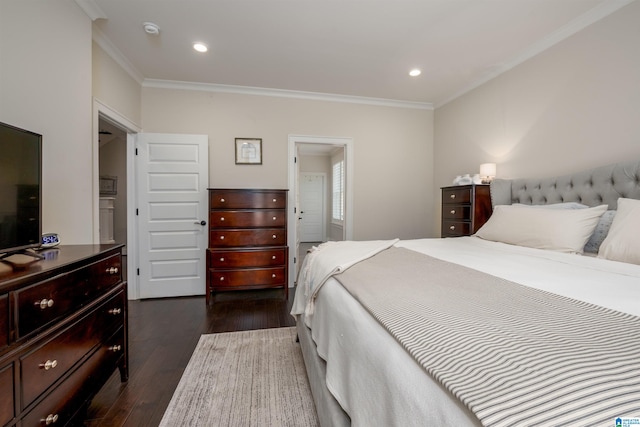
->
xmin=74 ymin=0 xmax=107 ymax=21
xmin=92 ymin=26 xmax=145 ymax=84
xmin=144 ymin=79 xmax=433 ymax=110
xmin=436 ymin=0 xmax=635 ymax=108
xmin=288 ymin=135 xmax=354 ymax=287
xmin=93 ymin=98 xmax=142 ymax=300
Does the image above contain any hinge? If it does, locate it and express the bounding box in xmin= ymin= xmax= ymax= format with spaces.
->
xmin=137 ymin=268 xmax=140 ymax=276
xmin=136 ymin=208 xmax=139 ymax=215
xmin=135 ymin=148 xmax=138 ymax=155
xmin=294 ymin=257 xmax=297 ymax=264
xmin=294 ymin=156 xmax=297 ymax=163
xmin=294 ymin=207 xmax=297 ymax=213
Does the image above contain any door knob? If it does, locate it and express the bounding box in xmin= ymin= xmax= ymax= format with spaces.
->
xmin=195 ymin=220 xmax=207 ymax=226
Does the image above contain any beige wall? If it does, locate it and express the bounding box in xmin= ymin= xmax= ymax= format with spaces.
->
xmin=142 ymin=88 xmax=434 ymax=240
xmin=434 ymin=1 xmax=640 ymax=233
xmin=0 ymin=1 xmax=94 ymax=244
xmin=92 ymin=41 xmax=142 ymax=126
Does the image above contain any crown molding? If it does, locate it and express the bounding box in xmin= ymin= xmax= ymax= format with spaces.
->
xmin=435 ymin=0 xmax=635 ymax=108
xmin=143 ymin=79 xmax=434 ymax=110
xmin=74 ymin=0 xmax=107 ymax=21
xmin=92 ymin=25 xmax=145 ymax=84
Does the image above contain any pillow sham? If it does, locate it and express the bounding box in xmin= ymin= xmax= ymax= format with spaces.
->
xmin=597 ymin=198 xmax=640 ymax=265
xmin=583 ymin=210 xmax=616 ymax=254
xmin=475 ymin=204 xmax=608 ymax=253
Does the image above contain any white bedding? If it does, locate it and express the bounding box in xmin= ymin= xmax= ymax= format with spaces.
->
xmin=291 ymin=237 xmax=640 ymax=426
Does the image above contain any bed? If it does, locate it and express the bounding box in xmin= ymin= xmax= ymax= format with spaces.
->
xmin=291 ymin=160 xmax=640 ymax=427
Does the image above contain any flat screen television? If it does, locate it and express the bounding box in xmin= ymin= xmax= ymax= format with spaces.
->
xmin=0 ymin=121 xmax=42 ymax=256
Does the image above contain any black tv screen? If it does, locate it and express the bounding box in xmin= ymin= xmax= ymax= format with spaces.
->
xmin=0 ymin=121 xmax=42 ymax=255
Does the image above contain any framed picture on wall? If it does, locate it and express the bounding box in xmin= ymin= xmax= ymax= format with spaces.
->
xmin=99 ymin=175 xmax=117 ymax=195
xmin=235 ymin=138 xmax=262 ymax=164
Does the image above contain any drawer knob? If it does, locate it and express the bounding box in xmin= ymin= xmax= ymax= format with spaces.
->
xmin=272 ymin=216 xmax=277 ymax=221
xmin=220 ymin=198 xmax=225 ymax=203
xmin=106 ymin=267 xmax=119 ymax=275
xmin=41 ymin=414 xmax=59 ymax=425
xmin=272 ymin=198 xmax=277 ymax=203
xmin=108 ymin=345 xmax=122 ymax=352
xmin=220 ymin=235 xmax=225 ymax=240
xmin=219 ymin=257 xmax=225 ymax=262
xmin=220 ymin=217 xmax=225 ymax=221
xmin=39 ymin=359 xmax=58 ymax=370
xmin=272 ymin=255 xmax=276 ymax=260
xmin=272 ymin=235 xmax=277 ymax=239
xmin=450 ymin=194 xmax=456 ymax=199
xmin=108 ymin=308 xmax=122 ymax=315
xmin=35 ymin=298 xmax=54 ymax=310
xmin=450 ymin=225 xmax=456 ymax=230
xmin=219 ymin=277 xmax=225 ymax=281
xmin=272 ymin=274 xmax=276 ymax=278
xmin=450 ymin=209 xmax=456 ymax=214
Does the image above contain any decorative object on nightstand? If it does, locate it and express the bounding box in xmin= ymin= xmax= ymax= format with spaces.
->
xmin=206 ymin=188 xmax=288 ymax=303
xmin=441 ymin=184 xmax=492 ymax=237
xmin=479 ymin=163 xmax=497 ymax=183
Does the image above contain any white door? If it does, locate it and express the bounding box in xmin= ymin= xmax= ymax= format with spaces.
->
xmin=136 ymin=133 xmax=209 ymax=299
xmin=299 ymin=173 xmax=325 ymax=242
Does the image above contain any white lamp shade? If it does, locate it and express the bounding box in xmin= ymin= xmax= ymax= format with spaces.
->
xmin=480 ymin=163 xmax=497 ymax=178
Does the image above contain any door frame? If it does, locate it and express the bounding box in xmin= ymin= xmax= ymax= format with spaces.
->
xmin=287 ymin=135 xmax=354 ymax=287
xmin=93 ymin=98 xmax=141 ymax=299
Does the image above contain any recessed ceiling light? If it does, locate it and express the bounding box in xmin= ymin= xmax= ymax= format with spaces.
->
xmin=409 ymin=69 xmax=421 ymax=77
xmin=193 ymin=43 xmax=208 ymax=53
xmin=142 ymin=22 xmax=160 ymax=35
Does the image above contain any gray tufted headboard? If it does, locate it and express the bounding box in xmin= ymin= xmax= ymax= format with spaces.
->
xmin=490 ymin=160 xmax=640 ymax=210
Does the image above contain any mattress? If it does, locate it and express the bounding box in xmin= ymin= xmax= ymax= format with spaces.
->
xmin=292 ymin=236 xmax=640 ymax=426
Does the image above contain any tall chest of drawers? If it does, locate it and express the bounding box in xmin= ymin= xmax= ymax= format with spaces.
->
xmin=0 ymin=245 xmax=127 ymax=427
xmin=441 ymin=184 xmax=492 ymax=237
xmin=207 ymin=189 xmax=289 ymax=303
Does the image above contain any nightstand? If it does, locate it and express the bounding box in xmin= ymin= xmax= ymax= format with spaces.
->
xmin=441 ymin=184 xmax=492 ymax=237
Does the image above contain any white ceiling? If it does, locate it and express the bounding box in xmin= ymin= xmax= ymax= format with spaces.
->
xmin=84 ymin=0 xmax=631 ymax=108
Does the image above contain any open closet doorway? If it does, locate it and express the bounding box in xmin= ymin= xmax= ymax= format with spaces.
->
xmin=287 ymin=135 xmax=354 ymax=288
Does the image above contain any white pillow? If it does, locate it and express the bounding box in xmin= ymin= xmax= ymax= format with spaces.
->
xmin=475 ymin=204 xmax=608 ymax=253
xmin=597 ymin=198 xmax=640 ymax=265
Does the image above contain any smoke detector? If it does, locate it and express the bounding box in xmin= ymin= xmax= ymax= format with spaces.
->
xmin=143 ymin=22 xmax=160 ymax=35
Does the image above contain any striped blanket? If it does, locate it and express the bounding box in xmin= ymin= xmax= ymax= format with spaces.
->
xmin=334 ymin=247 xmax=640 ymax=427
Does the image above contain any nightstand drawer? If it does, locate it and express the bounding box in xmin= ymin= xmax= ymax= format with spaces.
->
xmin=442 ymin=187 xmax=472 ymax=204
xmin=442 ymin=205 xmax=471 ymax=220
xmin=0 ymin=362 xmax=13 ymax=426
xmin=442 ymin=221 xmax=470 ymax=237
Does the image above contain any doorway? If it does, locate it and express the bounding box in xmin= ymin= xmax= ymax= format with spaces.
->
xmin=287 ymin=135 xmax=354 ymax=287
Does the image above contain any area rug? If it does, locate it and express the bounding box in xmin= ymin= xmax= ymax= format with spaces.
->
xmin=159 ymin=327 xmax=319 ymax=427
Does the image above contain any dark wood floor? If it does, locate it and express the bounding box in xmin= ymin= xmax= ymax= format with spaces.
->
xmin=83 ymin=288 xmax=295 ymax=427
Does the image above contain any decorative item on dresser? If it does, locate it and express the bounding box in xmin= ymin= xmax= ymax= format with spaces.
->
xmin=0 ymin=244 xmax=127 ymax=427
xmin=441 ymin=184 xmax=492 ymax=237
xmin=207 ymin=189 xmax=288 ymax=304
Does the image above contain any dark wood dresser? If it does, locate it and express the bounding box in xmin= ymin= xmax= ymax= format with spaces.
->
xmin=0 ymin=245 xmax=127 ymax=427
xmin=441 ymin=184 xmax=492 ymax=237
xmin=207 ymin=189 xmax=288 ymax=303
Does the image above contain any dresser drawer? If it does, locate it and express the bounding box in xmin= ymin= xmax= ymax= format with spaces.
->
xmin=209 ymin=190 xmax=286 ymax=209
xmin=441 ymin=205 xmax=471 ymax=220
xmin=0 ymin=294 xmax=8 ymax=349
xmin=0 ymin=362 xmax=14 ymax=426
xmin=209 ymin=210 xmax=286 ymax=228
xmin=442 ymin=187 xmax=472 ymax=205
xmin=210 ymin=267 xmax=286 ymax=288
xmin=16 ymin=254 xmax=122 ymax=339
xmin=20 ymin=288 xmax=125 ymax=409
xmin=21 ymin=327 xmax=125 ymax=427
xmin=442 ymin=221 xmax=471 ymax=237
xmin=209 ymin=229 xmax=286 ymax=247
xmin=209 ymin=248 xmax=286 ymax=268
